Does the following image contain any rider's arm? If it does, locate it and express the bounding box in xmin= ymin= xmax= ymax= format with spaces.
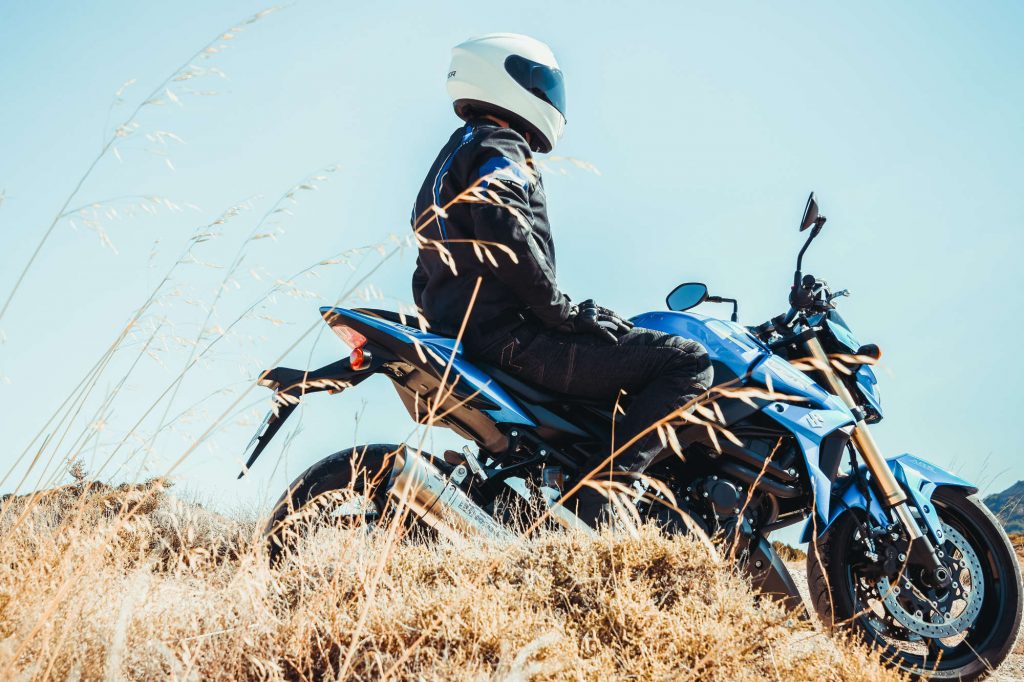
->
xmin=467 ymin=128 xmax=572 ymax=327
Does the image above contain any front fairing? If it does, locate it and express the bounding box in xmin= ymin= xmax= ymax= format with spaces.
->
xmin=808 ymin=309 xmax=883 ymax=420
xmin=826 ymin=310 xmax=861 ymax=353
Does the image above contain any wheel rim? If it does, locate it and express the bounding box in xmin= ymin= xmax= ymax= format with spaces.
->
xmin=843 ymin=496 xmax=1013 ymax=673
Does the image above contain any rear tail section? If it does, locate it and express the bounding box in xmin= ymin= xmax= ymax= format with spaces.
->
xmin=241 ymin=307 xmax=534 ymax=476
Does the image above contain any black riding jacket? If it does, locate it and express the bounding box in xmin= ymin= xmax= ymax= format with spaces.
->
xmin=411 ymin=119 xmax=571 ymax=340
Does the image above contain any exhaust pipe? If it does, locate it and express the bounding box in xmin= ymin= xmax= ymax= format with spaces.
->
xmin=387 ymin=447 xmax=515 ymax=543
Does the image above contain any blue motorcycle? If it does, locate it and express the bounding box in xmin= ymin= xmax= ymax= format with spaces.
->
xmin=245 ymin=193 xmax=1021 ymax=679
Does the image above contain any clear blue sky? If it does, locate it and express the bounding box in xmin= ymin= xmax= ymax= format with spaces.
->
xmin=1 ymin=1 xmax=1022 ymax=525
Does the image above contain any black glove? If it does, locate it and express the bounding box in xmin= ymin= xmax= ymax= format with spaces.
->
xmin=557 ymin=299 xmax=633 ymax=344
xmin=595 ymin=303 xmax=633 ymax=335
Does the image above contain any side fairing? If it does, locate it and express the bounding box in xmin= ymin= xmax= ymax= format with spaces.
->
xmin=856 ymin=365 xmax=883 ymax=418
xmin=762 ymin=401 xmax=855 ymax=523
xmin=637 ymin=311 xmax=860 ymax=525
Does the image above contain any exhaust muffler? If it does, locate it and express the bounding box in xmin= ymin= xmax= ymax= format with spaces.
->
xmin=387 ymin=446 xmax=515 ymax=543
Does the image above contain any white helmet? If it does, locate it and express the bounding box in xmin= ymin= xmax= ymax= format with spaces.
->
xmin=447 ymin=33 xmax=566 ymax=153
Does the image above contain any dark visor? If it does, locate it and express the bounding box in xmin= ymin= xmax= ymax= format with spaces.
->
xmin=504 ymin=54 xmax=566 ymax=119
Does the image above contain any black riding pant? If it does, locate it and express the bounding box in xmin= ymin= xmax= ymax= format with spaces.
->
xmin=468 ymin=322 xmax=714 ymax=474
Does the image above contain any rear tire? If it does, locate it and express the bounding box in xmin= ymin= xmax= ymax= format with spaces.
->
xmin=263 ymin=444 xmax=403 ymax=565
xmin=807 ymin=487 xmax=1022 ymax=680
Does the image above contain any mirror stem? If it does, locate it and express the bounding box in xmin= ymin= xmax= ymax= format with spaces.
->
xmin=793 ymin=222 xmax=823 ymax=289
xmin=707 ymin=296 xmax=739 ymax=322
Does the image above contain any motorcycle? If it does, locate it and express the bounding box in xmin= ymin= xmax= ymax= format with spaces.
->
xmin=243 ymin=193 xmax=1021 ymax=679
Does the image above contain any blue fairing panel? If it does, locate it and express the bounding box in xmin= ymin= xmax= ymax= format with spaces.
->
xmin=802 ymin=453 xmax=977 ymax=543
xmin=320 ymin=307 xmax=536 ymax=427
xmin=856 ymin=365 xmax=883 ymax=418
xmin=755 ymin=355 xmax=850 ymax=412
xmin=763 ymin=401 xmax=855 ymax=523
xmin=826 ymin=317 xmax=861 ymax=353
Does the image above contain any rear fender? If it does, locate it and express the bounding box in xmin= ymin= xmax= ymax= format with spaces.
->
xmin=801 ymin=454 xmax=978 ymax=543
xmin=239 ymin=355 xmax=383 ymax=477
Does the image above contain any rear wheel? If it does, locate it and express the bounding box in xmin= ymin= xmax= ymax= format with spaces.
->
xmin=263 ymin=444 xmax=404 ymax=564
xmin=807 ymin=487 xmax=1022 ymax=679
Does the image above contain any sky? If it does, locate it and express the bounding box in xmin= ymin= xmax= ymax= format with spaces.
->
xmin=1 ymin=1 xmax=1022 ymax=535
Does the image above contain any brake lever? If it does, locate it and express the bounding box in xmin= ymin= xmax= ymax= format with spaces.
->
xmin=828 ymin=289 xmax=850 ymax=302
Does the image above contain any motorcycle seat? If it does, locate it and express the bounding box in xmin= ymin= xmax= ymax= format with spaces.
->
xmin=352 ymin=308 xmax=607 ymax=408
xmin=478 ymin=363 xmax=610 ymax=409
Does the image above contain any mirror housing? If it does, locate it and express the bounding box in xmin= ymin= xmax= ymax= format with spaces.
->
xmin=799 ymin=192 xmax=825 ymax=232
xmin=666 ymin=282 xmax=709 ymax=312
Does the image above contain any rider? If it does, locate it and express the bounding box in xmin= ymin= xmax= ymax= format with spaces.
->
xmin=411 ymin=33 xmax=713 ymax=522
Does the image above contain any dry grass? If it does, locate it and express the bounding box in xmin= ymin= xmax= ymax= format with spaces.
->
xmin=772 ymin=540 xmax=807 ymax=563
xmin=0 ymin=484 xmax=906 ymax=681
xmin=1011 ymin=533 xmax=1024 ymax=656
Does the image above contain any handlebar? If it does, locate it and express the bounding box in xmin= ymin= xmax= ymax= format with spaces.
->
xmin=750 ymin=306 xmax=799 ymax=340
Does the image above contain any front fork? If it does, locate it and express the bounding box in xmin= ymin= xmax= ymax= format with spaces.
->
xmin=805 ymin=337 xmax=948 ymax=579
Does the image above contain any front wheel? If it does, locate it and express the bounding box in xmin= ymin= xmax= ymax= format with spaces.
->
xmin=807 ymin=487 xmax=1022 ymax=680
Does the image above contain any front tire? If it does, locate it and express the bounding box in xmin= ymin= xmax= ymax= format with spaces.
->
xmin=807 ymin=487 xmax=1022 ymax=679
xmin=263 ymin=444 xmax=404 ymax=564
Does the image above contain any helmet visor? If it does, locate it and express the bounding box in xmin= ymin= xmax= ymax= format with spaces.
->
xmin=504 ymin=54 xmax=566 ymax=119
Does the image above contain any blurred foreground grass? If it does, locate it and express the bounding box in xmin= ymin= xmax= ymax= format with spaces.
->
xmin=0 ymin=481 xmax=904 ymax=681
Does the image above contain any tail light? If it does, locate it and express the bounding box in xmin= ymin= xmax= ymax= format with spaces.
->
xmin=331 ymin=324 xmax=367 ymax=351
xmin=330 ymin=324 xmax=371 ymax=371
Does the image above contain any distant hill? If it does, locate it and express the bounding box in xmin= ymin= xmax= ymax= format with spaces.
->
xmin=985 ymin=480 xmax=1024 ymax=535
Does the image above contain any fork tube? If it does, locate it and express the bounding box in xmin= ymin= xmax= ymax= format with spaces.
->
xmin=804 ymin=337 xmax=924 ymax=538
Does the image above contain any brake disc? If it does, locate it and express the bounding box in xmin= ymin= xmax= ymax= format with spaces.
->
xmin=875 ymin=522 xmax=985 ymax=639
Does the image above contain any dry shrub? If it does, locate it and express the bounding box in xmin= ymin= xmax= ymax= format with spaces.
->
xmin=0 ymin=488 xmax=904 ymax=681
xmin=1012 ymin=534 xmax=1024 ymax=655
xmin=771 ymin=540 xmax=807 ymax=563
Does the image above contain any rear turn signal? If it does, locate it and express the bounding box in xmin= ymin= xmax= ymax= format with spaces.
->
xmin=350 ymin=347 xmax=370 ymax=371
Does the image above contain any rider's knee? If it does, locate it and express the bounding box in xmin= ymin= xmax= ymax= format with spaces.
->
xmin=665 ymin=337 xmax=714 ymax=388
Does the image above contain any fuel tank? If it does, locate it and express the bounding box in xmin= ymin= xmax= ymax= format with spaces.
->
xmin=632 ymin=311 xmax=845 ymax=412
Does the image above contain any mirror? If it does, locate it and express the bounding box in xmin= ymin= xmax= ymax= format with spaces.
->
xmin=799 ymin=192 xmax=819 ymax=232
xmin=666 ymin=282 xmax=709 ymax=311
